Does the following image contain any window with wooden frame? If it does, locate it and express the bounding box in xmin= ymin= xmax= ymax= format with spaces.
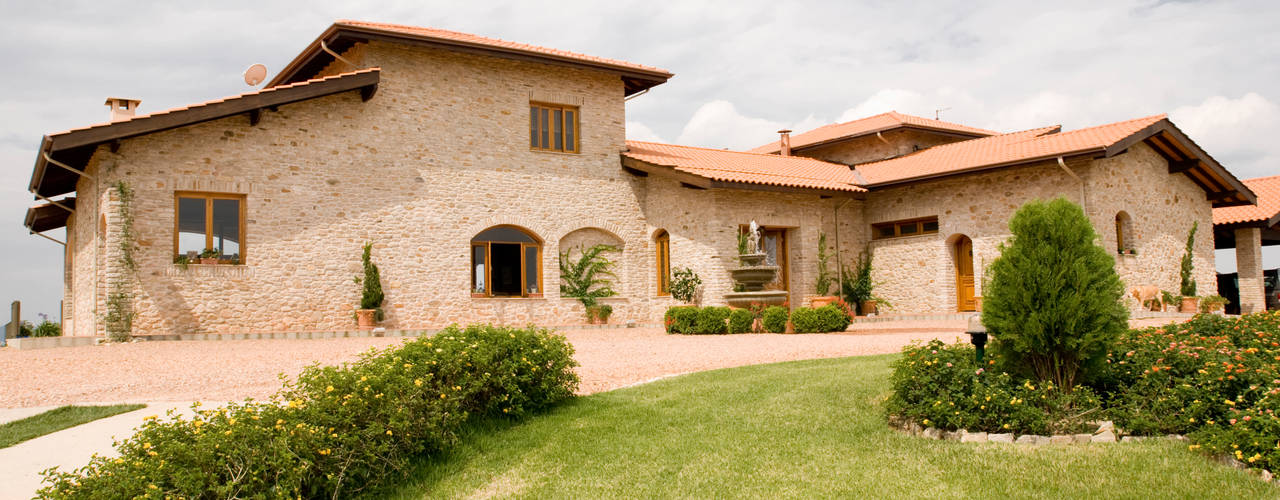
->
xmin=655 ymin=230 xmax=670 ymax=295
xmin=871 ymin=216 xmax=939 ymax=240
xmin=175 ymin=192 xmax=245 ymax=263
xmin=471 ymin=225 xmax=543 ymax=298
xmin=529 ymin=102 xmax=579 ymax=153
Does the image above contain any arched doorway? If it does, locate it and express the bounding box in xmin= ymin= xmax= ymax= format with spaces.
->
xmin=953 ymin=235 xmax=976 ymax=312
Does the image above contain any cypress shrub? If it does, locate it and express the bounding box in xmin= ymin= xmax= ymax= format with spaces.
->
xmin=358 ymin=242 xmax=385 ymax=320
xmin=983 ymin=198 xmax=1128 ymax=389
xmin=727 ymin=309 xmax=754 ymax=334
xmin=762 ymin=306 xmax=789 ymax=333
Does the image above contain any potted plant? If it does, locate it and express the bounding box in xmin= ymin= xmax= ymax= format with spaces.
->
xmin=587 ymin=304 xmax=614 ymax=324
xmin=841 ymin=247 xmax=875 ymax=315
xmin=198 ymin=248 xmax=220 ymax=265
xmin=810 ymin=232 xmax=839 ymax=308
xmin=353 ymin=242 xmax=384 ymax=330
xmin=1199 ymin=295 xmax=1228 ymax=314
xmin=1160 ymin=290 xmax=1178 ymax=312
xmin=1178 ymin=222 xmax=1199 ymax=313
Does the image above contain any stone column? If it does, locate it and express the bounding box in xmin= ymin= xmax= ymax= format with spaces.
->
xmin=1235 ymin=227 xmax=1265 ymax=314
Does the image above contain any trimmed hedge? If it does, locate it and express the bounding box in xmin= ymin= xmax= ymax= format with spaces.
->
xmin=39 ymin=325 xmax=579 ymax=498
xmin=695 ymin=307 xmax=731 ymax=334
xmin=762 ymin=306 xmax=788 ymax=333
xmin=664 ymin=306 xmax=699 ymax=334
xmin=791 ymin=305 xmax=851 ymax=333
xmin=728 ymin=309 xmax=754 ymax=334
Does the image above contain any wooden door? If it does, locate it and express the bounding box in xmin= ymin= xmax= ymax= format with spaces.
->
xmin=762 ymin=229 xmax=789 ymax=292
xmin=955 ymin=236 xmax=976 ymax=311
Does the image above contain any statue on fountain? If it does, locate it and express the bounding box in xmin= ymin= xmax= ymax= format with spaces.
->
xmin=725 ymin=220 xmax=787 ymax=308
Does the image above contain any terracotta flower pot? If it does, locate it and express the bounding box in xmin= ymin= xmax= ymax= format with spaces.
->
xmin=1179 ymin=297 xmax=1199 ymax=313
xmin=199 ymin=258 xmax=219 ymax=265
xmin=810 ymin=296 xmax=838 ymax=308
xmin=860 ymin=300 xmax=878 ymax=316
xmin=355 ymin=309 xmax=377 ymax=330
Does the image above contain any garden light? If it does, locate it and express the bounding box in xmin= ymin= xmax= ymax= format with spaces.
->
xmin=966 ymin=314 xmax=988 ymax=363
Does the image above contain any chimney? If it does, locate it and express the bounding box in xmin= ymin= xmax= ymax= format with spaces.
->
xmin=104 ymin=97 xmax=141 ymax=122
xmin=778 ymin=129 xmax=792 ymax=156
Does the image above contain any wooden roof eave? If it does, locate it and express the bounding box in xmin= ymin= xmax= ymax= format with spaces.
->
xmin=268 ymin=24 xmax=671 ymax=96
xmin=621 ymin=156 xmax=864 ymax=199
xmin=27 ymin=69 xmax=381 ymax=198
xmin=24 ymin=197 xmax=75 ymax=233
xmin=1104 ymin=119 xmax=1257 ymax=207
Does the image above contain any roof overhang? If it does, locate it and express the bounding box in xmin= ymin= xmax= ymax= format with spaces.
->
xmin=1103 ymin=118 xmax=1255 ymax=208
xmin=1212 ymin=221 xmax=1280 ymax=249
xmin=28 ymin=68 xmax=380 ymax=199
xmin=24 ymin=197 xmax=75 ymax=233
xmin=620 ymin=156 xmax=864 ymax=199
xmin=268 ymin=23 xmax=671 ymax=96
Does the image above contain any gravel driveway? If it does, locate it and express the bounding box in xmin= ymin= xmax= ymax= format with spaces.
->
xmin=0 ymin=328 xmax=954 ymax=408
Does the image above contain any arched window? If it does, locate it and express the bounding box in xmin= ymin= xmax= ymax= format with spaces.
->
xmin=471 ymin=225 xmax=542 ymax=297
xmin=655 ymin=230 xmax=670 ymax=295
xmin=1115 ymin=211 xmax=1134 ymax=254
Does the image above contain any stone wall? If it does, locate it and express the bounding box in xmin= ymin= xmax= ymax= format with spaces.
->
xmin=862 ymin=142 xmax=1218 ymax=314
xmin=797 ymin=129 xmax=974 ymax=166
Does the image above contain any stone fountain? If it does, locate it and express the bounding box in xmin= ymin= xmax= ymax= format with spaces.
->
xmin=725 ymin=221 xmax=789 ymax=308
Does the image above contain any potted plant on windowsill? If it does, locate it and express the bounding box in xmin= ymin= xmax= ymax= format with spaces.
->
xmin=198 ymin=248 xmax=221 ymax=265
xmin=353 ymin=242 xmax=384 ymax=330
xmin=810 ymin=232 xmax=839 ymax=308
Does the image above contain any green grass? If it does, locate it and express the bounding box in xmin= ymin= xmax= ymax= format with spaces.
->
xmin=0 ymin=404 xmax=145 ymax=449
xmin=378 ymin=355 xmax=1276 ymax=499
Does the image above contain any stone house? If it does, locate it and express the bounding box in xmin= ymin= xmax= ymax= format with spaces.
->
xmin=21 ymin=20 xmax=1258 ymax=336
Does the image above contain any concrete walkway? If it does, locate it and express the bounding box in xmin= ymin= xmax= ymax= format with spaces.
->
xmin=0 ymin=402 xmax=196 ymax=500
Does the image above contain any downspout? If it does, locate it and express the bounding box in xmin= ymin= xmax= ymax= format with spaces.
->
xmin=1057 ymin=156 xmax=1088 ymax=214
xmin=834 ymin=197 xmax=856 ymax=298
xmin=320 ymin=40 xmax=359 ymax=70
xmin=875 ymin=131 xmax=890 ymax=145
xmin=624 ymin=88 xmax=650 ymax=102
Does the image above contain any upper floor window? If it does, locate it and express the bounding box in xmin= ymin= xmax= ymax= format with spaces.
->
xmin=872 ymin=216 xmax=939 ymax=240
xmin=175 ymin=192 xmax=245 ymax=263
xmin=530 ymin=103 xmax=578 ymax=153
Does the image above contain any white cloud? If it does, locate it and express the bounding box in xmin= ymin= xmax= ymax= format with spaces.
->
xmin=623 ymin=121 xmax=666 ymax=143
xmin=674 ymin=100 xmax=791 ymax=151
xmin=1171 ymin=93 xmax=1280 ymax=180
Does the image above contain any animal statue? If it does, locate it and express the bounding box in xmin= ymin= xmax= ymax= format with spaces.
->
xmin=1130 ymin=285 xmax=1162 ymax=311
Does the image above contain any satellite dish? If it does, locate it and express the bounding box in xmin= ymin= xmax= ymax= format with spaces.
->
xmin=243 ymin=64 xmax=268 ymax=86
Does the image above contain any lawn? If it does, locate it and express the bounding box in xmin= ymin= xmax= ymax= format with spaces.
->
xmin=0 ymin=404 xmax=145 ymax=449
xmin=380 ymin=354 xmax=1275 ymax=499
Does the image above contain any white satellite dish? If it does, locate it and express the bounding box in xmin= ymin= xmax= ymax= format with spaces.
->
xmin=243 ymin=64 xmax=268 ymax=86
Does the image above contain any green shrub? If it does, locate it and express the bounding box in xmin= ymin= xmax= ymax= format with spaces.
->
xmin=728 ymin=309 xmax=754 ymax=334
xmin=816 ymin=305 xmax=851 ymax=332
xmin=1179 ymin=222 xmax=1198 ymax=297
xmin=761 ymin=306 xmax=789 ymax=333
xmin=694 ymin=307 xmax=731 ymax=335
xmin=789 ymin=307 xmax=821 ymax=333
xmin=841 ymin=247 xmax=874 ymax=313
xmin=984 ymin=198 xmax=1128 ymax=389
xmin=664 ymin=306 xmax=699 ymax=334
xmin=559 ymin=244 xmax=619 ymax=313
xmin=886 ymin=340 xmax=1101 ymax=435
xmin=356 ymin=242 xmax=385 ymax=321
xmin=39 ymin=325 xmax=578 ymax=498
xmin=31 ymin=320 xmax=61 ymax=337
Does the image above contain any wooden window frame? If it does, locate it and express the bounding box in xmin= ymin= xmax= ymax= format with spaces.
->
xmin=470 ymin=226 xmax=543 ymax=298
xmin=173 ymin=191 xmax=247 ymax=264
xmin=529 ymin=102 xmax=580 ymax=153
xmin=871 ymin=216 xmax=939 ymax=240
xmin=655 ymin=230 xmax=670 ymax=296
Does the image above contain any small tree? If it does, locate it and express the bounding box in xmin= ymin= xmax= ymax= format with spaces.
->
xmin=559 ymin=244 xmax=619 ymax=309
xmin=355 ymin=242 xmax=384 ymax=320
xmin=814 ymin=232 xmax=834 ymax=296
xmin=984 ymin=198 xmax=1128 ymax=390
xmin=1180 ymin=222 xmax=1198 ymax=297
xmin=670 ymin=267 xmax=702 ymax=304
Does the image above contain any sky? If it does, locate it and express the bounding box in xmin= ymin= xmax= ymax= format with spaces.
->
xmin=1 ymin=0 xmax=1278 ymax=320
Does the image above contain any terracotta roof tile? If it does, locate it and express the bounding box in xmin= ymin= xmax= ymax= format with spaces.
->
xmin=48 ymin=67 xmax=381 ymax=137
xmin=854 ymin=114 xmax=1169 ymax=186
xmin=624 ymin=141 xmax=864 ymax=193
xmin=1214 ymin=175 xmax=1280 ymax=225
xmin=334 ymin=20 xmax=671 ymax=77
xmin=748 ymin=111 xmax=999 ymax=154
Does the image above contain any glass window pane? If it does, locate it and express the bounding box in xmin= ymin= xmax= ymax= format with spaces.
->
xmin=177 ymin=197 xmax=206 ymax=257
xmin=922 ymin=220 xmax=939 ymax=233
xmin=565 ymin=110 xmax=575 ymax=151
xmin=472 ymin=245 xmax=486 ymax=293
xmin=524 ymin=246 xmax=539 ymax=294
xmin=876 ymin=225 xmax=895 ymax=238
xmin=530 ymin=106 xmax=538 ymax=148
xmin=540 ymin=108 xmax=549 ymax=148
xmin=900 ymin=223 xmax=918 ymax=235
xmin=211 ymin=198 xmax=241 ymax=260
xmin=472 ymin=226 xmax=537 ymax=244
xmin=554 ymin=109 xmax=563 ymax=151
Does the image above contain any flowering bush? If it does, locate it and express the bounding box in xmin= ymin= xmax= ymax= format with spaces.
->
xmin=761 ymin=306 xmax=789 ymax=333
xmin=39 ymin=325 xmax=579 ymax=498
xmin=886 ymin=340 xmax=1100 ymax=435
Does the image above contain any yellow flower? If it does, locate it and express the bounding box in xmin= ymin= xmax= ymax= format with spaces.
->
xmin=415 ymin=379 xmax=423 ymax=386
xmin=318 ymin=448 xmax=331 ymax=456
xmin=1188 ymin=417 xmax=1196 ymax=423
xmin=143 ymin=442 xmax=152 ymax=449
xmin=192 ymin=421 xmax=204 ymax=428
xmin=228 ymin=418 xmax=236 ymax=425
xmin=1189 ymin=444 xmax=1201 ymax=451
xmin=386 ymin=430 xmax=393 ymax=436
xmin=1002 ymin=423 xmax=1010 ymax=429
xmin=224 ymin=430 xmax=232 ymax=436
xmin=440 ymin=393 xmax=447 ymax=399
xmin=326 ymin=386 xmax=335 ymax=393
xmin=147 ymin=451 xmax=158 ymax=457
